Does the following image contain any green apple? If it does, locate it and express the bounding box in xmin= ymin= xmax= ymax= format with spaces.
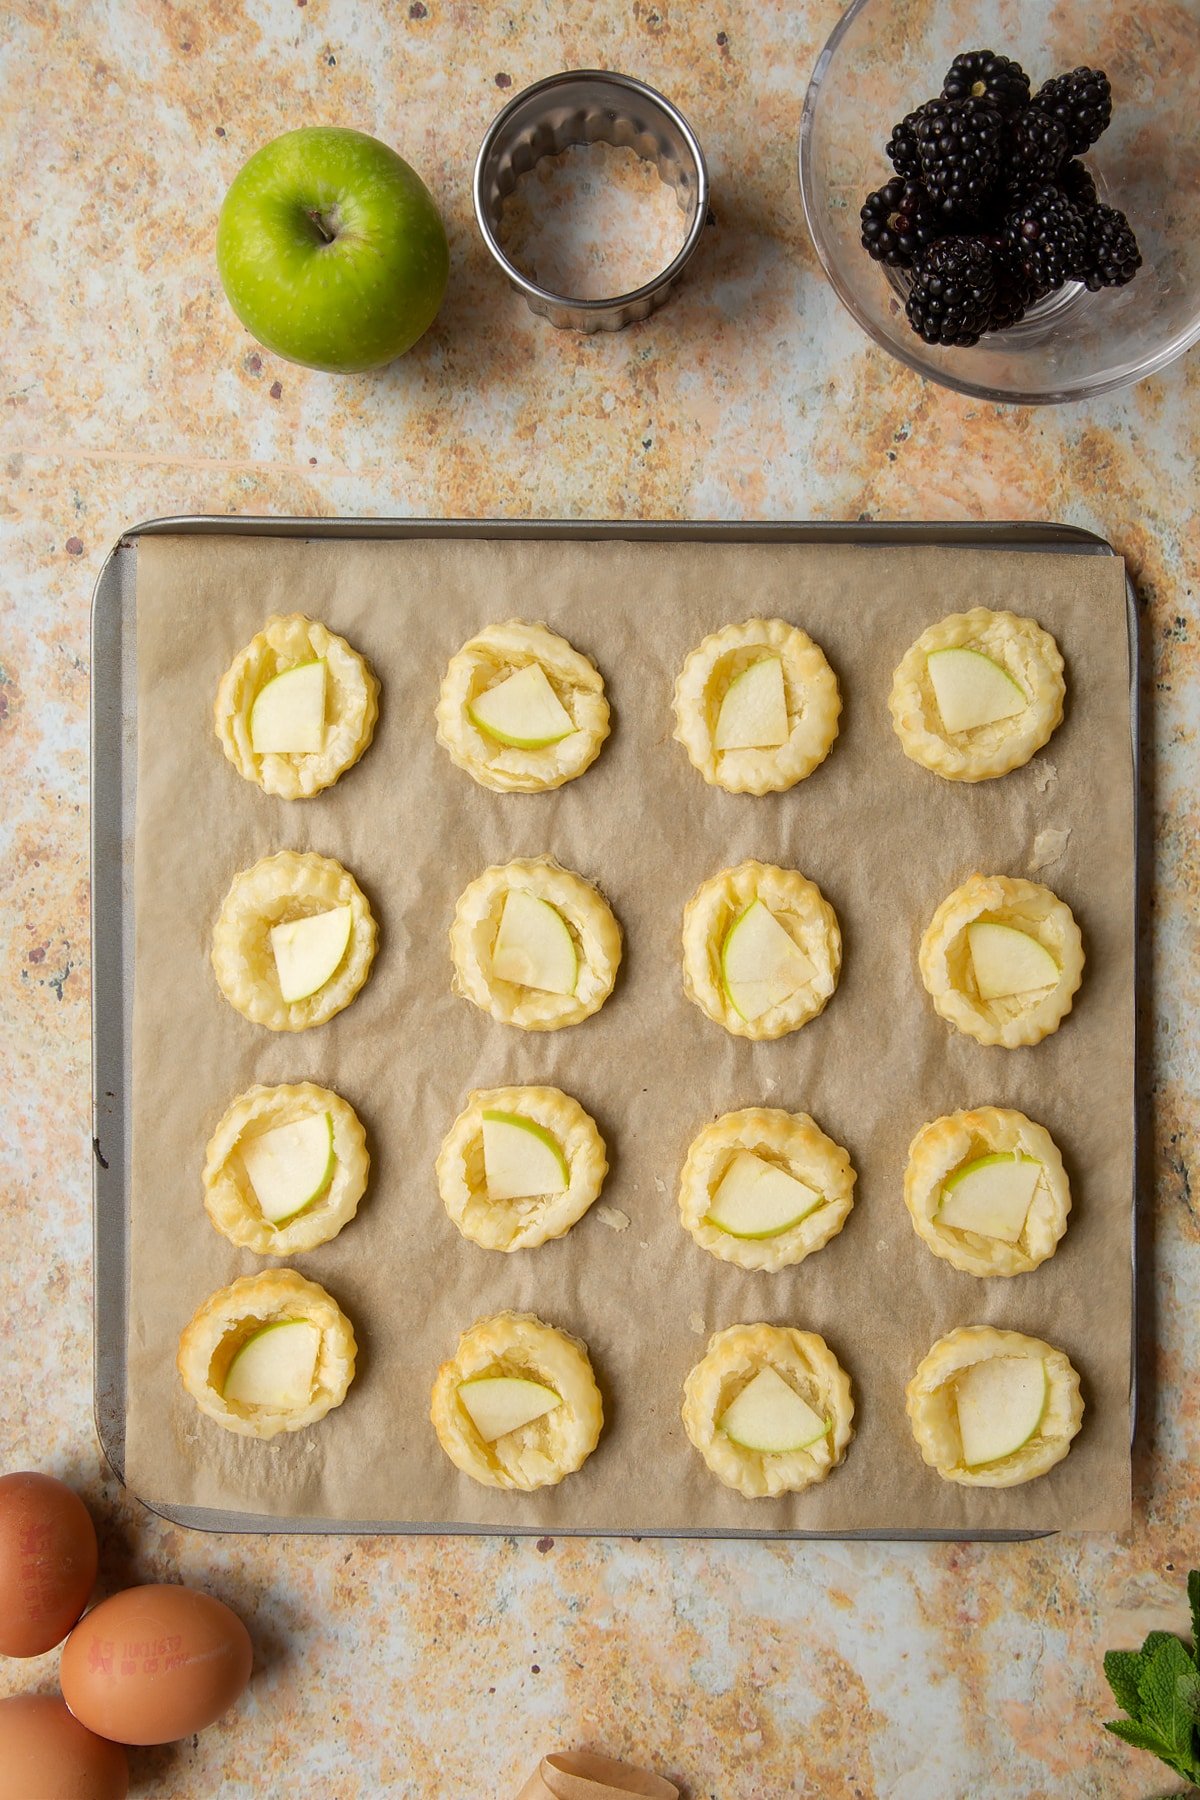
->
xmin=491 ymin=889 xmax=577 ymax=996
xmin=249 ymin=660 xmax=327 ymax=755
xmin=718 ymin=1367 xmax=829 ymax=1454
xmin=458 ymin=1375 xmax=561 ymax=1442
xmin=967 ymin=921 xmax=1059 ymax=1001
xmin=704 ymin=1149 xmax=822 ymax=1239
xmin=481 ymin=1110 xmax=569 ymax=1202
xmin=714 ymin=656 xmax=789 ymax=751
xmin=937 ymin=1152 xmax=1041 ymax=1243
xmin=223 ymin=1319 xmax=320 ymax=1409
xmin=241 ymin=1111 xmax=336 ymax=1226
xmin=927 ymin=647 xmax=1027 ymax=734
xmin=269 ymin=905 xmax=353 ymax=1003
xmin=467 ymin=665 xmax=576 ymax=750
xmin=720 ymin=898 xmax=815 ymax=1023
xmin=216 ymin=126 xmax=449 ymax=373
xmin=955 ymin=1357 xmax=1047 ymax=1467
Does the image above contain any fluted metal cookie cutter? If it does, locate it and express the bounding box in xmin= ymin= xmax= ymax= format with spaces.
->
xmin=473 ymin=68 xmax=709 ymax=333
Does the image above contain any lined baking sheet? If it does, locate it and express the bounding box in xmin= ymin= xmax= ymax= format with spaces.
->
xmin=119 ymin=532 xmax=1134 ymax=1533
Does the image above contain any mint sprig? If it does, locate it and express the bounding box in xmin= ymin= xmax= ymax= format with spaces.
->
xmin=1104 ymin=1572 xmax=1200 ymax=1787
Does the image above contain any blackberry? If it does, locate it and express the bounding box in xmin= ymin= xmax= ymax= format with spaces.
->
xmin=905 ymin=236 xmax=997 ymax=346
xmin=1005 ymin=186 xmax=1088 ymax=291
xmin=980 ymin=235 xmax=1037 ymax=328
xmin=1032 ymin=67 xmax=1113 ymax=154
xmin=886 ymin=105 xmax=929 ymax=179
xmin=914 ymin=96 xmax=1004 ymax=214
xmin=942 ymin=49 xmax=1031 ymax=115
xmin=1079 ymin=203 xmax=1142 ymax=290
xmin=1003 ymin=108 xmax=1070 ymax=199
xmin=859 ymin=177 xmax=943 ymax=267
xmin=1060 ymin=159 xmax=1099 ymax=210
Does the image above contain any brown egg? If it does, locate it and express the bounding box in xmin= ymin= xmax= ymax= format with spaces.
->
xmin=0 ymin=1695 xmax=128 ymax=1800
xmin=0 ymin=1472 xmax=98 ymax=1657
xmin=60 ymin=1584 xmax=252 ymax=1745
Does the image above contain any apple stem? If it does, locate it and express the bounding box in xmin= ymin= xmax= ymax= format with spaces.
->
xmin=307 ymin=208 xmax=337 ymax=245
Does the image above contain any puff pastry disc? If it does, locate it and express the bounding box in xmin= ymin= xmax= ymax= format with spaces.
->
xmin=919 ymin=873 xmax=1083 ymax=1047
xmin=678 ymin=1108 xmax=856 ymax=1271
xmin=904 ymin=1106 xmax=1070 ymax=1277
xmin=450 ymin=857 xmax=621 ymax=1031
xmin=437 ymin=1086 xmax=607 ymax=1251
xmin=203 ymin=1081 xmax=369 ymax=1256
xmin=430 ymin=1311 xmax=603 ymax=1490
xmin=672 ymin=618 xmax=840 ymax=794
xmin=212 ymin=849 xmax=377 ymax=1032
xmin=889 ymin=607 xmax=1064 ymax=782
xmin=177 ymin=1269 xmax=357 ymax=1439
xmin=214 ymin=613 xmax=379 ymax=799
xmin=682 ymin=1323 xmax=854 ymax=1498
xmin=436 ymin=620 xmax=610 ymax=793
xmin=682 ymin=860 xmax=841 ymax=1039
xmin=906 ymin=1325 xmax=1083 ymax=1487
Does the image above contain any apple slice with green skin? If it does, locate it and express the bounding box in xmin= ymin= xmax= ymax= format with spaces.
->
xmin=967 ymin=921 xmax=1059 ymax=1002
xmin=720 ymin=899 xmax=815 ymax=1023
xmin=270 ymin=905 xmax=354 ymax=1003
xmin=718 ymin=1367 xmax=830 ymax=1454
xmin=467 ymin=665 xmax=576 ymax=750
xmin=927 ymin=648 xmax=1027 ymax=735
xmin=249 ymin=660 xmax=327 ymax=755
xmin=481 ymin=1111 xmax=569 ymax=1202
xmin=714 ymin=656 xmax=789 ymax=751
xmin=223 ymin=1320 xmax=320 ymax=1409
xmin=241 ymin=1112 xmax=335 ymax=1226
xmin=937 ymin=1152 xmax=1041 ymax=1243
xmin=491 ymin=890 xmax=577 ymax=996
xmin=704 ymin=1150 xmax=823 ymax=1240
xmin=458 ymin=1376 xmax=562 ymax=1442
xmin=955 ymin=1357 xmax=1047 ymax=1467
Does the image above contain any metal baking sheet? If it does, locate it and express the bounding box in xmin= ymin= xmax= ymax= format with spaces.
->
xmin=90 ymin=517 xmax=1140 ymax=1539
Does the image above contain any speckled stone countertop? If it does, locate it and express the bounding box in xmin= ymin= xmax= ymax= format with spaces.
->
xmin=2 ymin=3 xmax=1198 ymax=1797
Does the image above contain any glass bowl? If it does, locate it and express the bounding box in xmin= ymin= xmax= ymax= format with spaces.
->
xmin=799 ymin=0 xmax=1200 ymax=403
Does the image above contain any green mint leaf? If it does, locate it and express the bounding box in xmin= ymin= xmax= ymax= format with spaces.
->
xmin=1105 ymin=1648 xmax=1148 ymax=1716
xmin=1189 ymin=1570 xmax=1200 ymax=1659
xmin=1139 ymin=1637 xmax=1200 ymax=1761
xmin=1105 ymin=1716 xmax=1175 ymax=1758
xmin=1105 ymin=1717 xmax=1197 ymax=1784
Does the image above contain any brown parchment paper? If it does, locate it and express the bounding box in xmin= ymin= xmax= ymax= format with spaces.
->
xmin=515 ymin=1750 xmax=679 ymax=1799
xmin=125 ymin=534 xmax=1134 ymax=1533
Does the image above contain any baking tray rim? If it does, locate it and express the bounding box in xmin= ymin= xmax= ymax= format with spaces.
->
xmin=89 ymin=514 xmax=1141 ymax=1540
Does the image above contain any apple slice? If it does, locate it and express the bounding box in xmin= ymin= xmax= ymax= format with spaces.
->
xmin=491 ymin=889 xmax=577 ymax=995
xmin=718 ymin=1367 xmax=829 ymax=1454
xmin=467 ymin=665 xmax=576 ymax=750
xmin=458 ymin=1375 xmax=561 ymax=1442
xmin=927 ymin=647 xmax=1027 ymax=735
xmin=481 ymin=1110 xmax=569 ymax=1202
xmin=967 ymin=921 xmax=1059 ymax=1002
xmin=714 ymin=656 xmax=789 ymax=751
xmin=249 ymin=660 xmax=327 ymax=754
xmin=705 ymin=1150 xmax=823 ymax=1239
xmin=937 ymin=1152 xmax=1041 ymax=1243
xmin=955 ymin=1357 xmax=1047 ymax=1468
xmin=720 ymin=899 xmax=815 ymax=1023
xmin=223 ymin=1320 xmax=320 ymax=1409
xmin=241 ymin=1112 xmax=336 ymax=1226
xmin=270 ymin=905 xmax=354 ymax=1003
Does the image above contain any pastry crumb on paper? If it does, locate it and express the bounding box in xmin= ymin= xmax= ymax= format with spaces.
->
xmin=1030 ymin=825 xmax=1072 ymax=871
xmin=688 ymin=1312 xmax=707 ymax=1337
xmin=1033 ymin=760 xmax=1059 ymax=794
xmin=595 ymin=1204 xmax=630 ymax=1233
